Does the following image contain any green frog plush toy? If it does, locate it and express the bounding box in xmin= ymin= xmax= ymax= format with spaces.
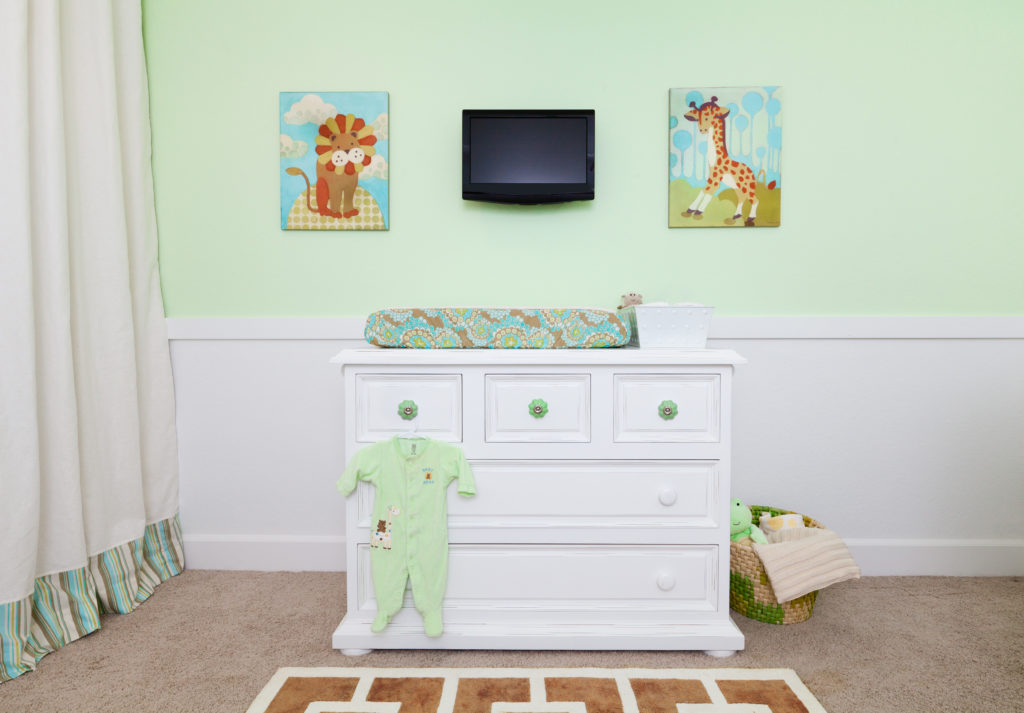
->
xmin=730 ymin=498 xmax=768 ymax=543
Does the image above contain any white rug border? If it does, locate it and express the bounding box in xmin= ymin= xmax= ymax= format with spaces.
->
xmin=246 ymin=667 xmax=826 ymax=713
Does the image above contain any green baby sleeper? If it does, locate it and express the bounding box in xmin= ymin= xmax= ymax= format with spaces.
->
xmin=337 ymin=436 xmax=475 ymax=637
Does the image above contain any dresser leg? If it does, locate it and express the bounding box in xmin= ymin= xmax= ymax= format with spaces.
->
xmin=703 ymin=649 xmax=738 ymax=658
xmin=341 ymin=648 xmax=373 ymax=657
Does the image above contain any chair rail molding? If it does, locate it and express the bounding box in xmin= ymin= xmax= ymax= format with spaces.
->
xmin=165 ymin=316 xmax=1024 ymax=341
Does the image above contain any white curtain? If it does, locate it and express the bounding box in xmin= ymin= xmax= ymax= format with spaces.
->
xmin=0 ymin=0 xmax=181 ymax=681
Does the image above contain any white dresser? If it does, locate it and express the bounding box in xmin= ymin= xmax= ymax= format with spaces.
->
xmin=330 ymin=347 xmax=746 ymax=655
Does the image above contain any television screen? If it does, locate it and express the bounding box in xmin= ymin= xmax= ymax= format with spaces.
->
xmin=462 ymin=110 xmax=594 ymax=204
xmin=470 ymin=117 xmax=588 ymax=184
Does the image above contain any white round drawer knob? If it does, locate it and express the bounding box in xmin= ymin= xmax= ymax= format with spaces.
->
xmin=657 ymin=573 xmax=676 ymax=591
xmin=658 ymin=488 xmax=677 ymax=506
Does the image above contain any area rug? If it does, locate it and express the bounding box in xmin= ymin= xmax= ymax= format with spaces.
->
xmin=246 ymin=667 xmax=827 ymax=713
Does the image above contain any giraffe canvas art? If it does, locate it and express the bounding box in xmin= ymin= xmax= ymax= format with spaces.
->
xmin=669 ymin=86 xmax=781 ymax=228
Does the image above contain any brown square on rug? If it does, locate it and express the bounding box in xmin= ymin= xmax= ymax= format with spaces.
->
xmin=246 ymin=667 xmax=827 ymax=713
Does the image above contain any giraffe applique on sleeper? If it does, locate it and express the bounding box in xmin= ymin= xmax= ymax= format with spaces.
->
xmin=370 ymin=505 xmax=400 ymax=550
xmin=683 ymin=95 xmax=759 ymax=226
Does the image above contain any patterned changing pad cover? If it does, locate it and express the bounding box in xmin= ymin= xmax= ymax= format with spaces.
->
xmin=365 ymin=308 xmax=632 ymax=348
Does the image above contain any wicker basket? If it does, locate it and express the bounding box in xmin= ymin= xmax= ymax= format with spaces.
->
xmin=729 ymin=505 xmax=825 ymax=625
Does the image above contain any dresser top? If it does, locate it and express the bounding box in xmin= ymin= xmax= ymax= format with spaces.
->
xmin=330 ymin=347 xmax=746 ymax=366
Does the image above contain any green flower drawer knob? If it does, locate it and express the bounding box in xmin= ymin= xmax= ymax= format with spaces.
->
xmin=658 ymin=400 xmax=678 ymax=420
xmin=398 ymin=400 xmax=418 ymax=420
xmin=529 ymin=398 xmax=549 ymax=418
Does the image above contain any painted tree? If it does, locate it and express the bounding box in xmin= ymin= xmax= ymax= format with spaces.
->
xmin=672 ymin=126 xmax=692 ymax=179
xmin=741 ymin=91 xmax=764 ymax=159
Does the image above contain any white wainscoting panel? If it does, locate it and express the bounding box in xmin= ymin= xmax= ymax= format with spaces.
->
xmin=168 ymin=317 xmax=1024 ymax=575
xmin=170 ymin=335 xmax=362 ymax=571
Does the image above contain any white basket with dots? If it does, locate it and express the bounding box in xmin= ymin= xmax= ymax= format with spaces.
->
xmin=621 ymin=304 xmax=714 ymax=349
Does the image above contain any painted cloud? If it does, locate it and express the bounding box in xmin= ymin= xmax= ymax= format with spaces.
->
xmin=361 ymin=153 xmax=388 ymax=180
xmin=284 ymin=93 xmax=337 ymax=126
xmin=369 ymin=113 xmax=389 ymax=140
xmin=279 ymin=134 xmax=308 ymax=158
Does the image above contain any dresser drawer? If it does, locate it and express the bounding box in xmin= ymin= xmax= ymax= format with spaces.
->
xmin=355 ymin=544 xmax=718 ymax=614
xmin=354 ymin=373 xmax=462 ymax=442
xmin=440 ymin=461 xmax=719 ymax=530
xmin=484 ymin=374 xmax=590 ymax=442
xmin=613 ymin=374 xmax=720 ymax=443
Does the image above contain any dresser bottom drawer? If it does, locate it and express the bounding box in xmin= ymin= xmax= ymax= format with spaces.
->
xmin=354 ymin=543 xmax=719 ymax=617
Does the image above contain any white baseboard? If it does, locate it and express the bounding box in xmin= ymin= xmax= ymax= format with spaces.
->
xmin=183 ymin=535 xmax=347 ymax=572
xmin=846 ymin=539 xmax=1024 ymax=576
xmin=182 ymin=535 xmax=1024 ymax=576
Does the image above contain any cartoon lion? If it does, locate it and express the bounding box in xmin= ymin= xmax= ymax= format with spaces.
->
xmin=286 ymin=113 xmax=377 ymax=219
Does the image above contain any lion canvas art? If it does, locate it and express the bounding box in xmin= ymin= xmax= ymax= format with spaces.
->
xmin=280 ymin=91 xmax=388 ymax=230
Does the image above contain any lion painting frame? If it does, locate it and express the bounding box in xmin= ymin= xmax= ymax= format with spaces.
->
xmin=669 ymin=86 xmax=781 ymax=228
xmin=280 ymin=91 xmax=389 ymax=231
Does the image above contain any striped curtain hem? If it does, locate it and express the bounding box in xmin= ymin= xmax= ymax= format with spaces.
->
xmin=0 ymin=514 xmax=184 ymax=683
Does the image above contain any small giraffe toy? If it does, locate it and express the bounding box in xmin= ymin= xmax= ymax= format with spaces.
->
xmin=683 ymin=96 xmax=759 ymax=226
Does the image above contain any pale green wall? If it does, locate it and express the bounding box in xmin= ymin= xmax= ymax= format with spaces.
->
xmin=143 ymin=0 xmax=1024 ymax=317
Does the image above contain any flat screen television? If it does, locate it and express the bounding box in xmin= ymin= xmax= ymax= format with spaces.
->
xmin=462 ymin=109 xmax=595 ymax=204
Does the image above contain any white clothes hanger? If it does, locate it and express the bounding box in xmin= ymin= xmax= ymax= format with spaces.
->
xmin=397 ymin=417 xmax=421 ymax=439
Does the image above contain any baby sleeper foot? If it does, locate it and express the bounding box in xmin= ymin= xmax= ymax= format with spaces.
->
xmin=371 ymin=612 xmax=390 ymax=632
xmin=422 ymin=610 xmax=443 ymax=638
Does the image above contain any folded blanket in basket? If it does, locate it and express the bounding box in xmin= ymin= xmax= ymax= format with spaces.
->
xmin=752 ymin=528 xmax=861 ymax=603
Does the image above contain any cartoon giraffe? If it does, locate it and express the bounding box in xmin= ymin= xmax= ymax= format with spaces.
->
xmin=370 ymin=505 xmax=400 ymax=550
xmin=683 ymin=96 xmax=759 ymax=226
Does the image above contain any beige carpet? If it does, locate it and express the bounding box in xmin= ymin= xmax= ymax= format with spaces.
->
xmin=0 ymin=572 xmax=1021 ymax=713
xmin=246 ymin=666 xmax=826 ymax=713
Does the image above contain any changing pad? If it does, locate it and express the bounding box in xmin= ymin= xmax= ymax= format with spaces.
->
xmin=365 ymin=307 xmax=632 ymax=349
